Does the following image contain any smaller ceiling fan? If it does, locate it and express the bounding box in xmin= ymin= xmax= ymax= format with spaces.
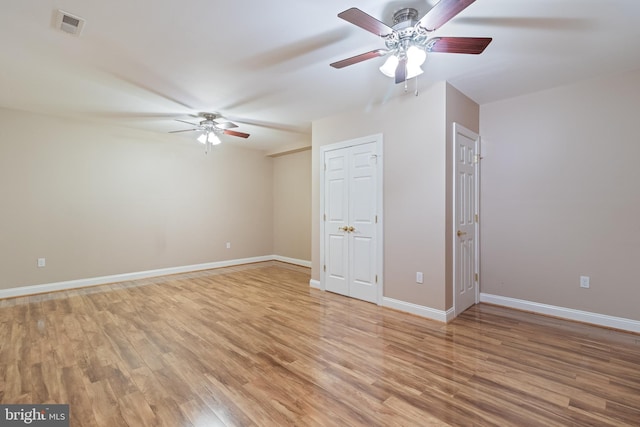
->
xmin=330 ymin=0 xmax=492 ymax=84
xmin=169 ymin=112 xmax=250 ymax=153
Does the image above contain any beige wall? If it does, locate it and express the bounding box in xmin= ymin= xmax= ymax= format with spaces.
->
xmin=272 ymin=149 xmax=311 ymax=261
xmin=313 ymin=82 xmax=479 ymax=311
xmin=0 ymin=108 xmax=274 ymax=290
xmin=480 ymin=68 xmax=640 ymax=321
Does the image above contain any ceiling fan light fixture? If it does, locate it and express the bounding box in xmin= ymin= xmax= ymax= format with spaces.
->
xmin=380 ymin=51 xmax=423 ymax=80
xmin=407 ymin=45 xmax=427 ymax=67
xmin=197 ymin=131 xmax=221 ymax=145
xmin=379 ymin=54 xmax=399 ymax=77
xmin=208 ymin=132 xmax=221 ymax=145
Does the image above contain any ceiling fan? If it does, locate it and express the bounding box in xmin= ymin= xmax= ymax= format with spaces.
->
xmin=330 ymin=0 xmax=492 ymax=84
xmin=169 ymin=112 xmax=250 ymax=153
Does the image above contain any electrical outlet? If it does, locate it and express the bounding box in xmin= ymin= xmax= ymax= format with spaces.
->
xmin=37 ymin=258 xmax=46 ymax=268
xmin=416 ymin=272 xmax=423 ymax=284
xmin=580 ymin=276 xmax=590 ymax=289
xmin=226 ymin=242 xmax=231 ymax=249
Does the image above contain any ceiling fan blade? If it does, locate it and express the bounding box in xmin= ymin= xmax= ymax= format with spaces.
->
xmin=418 ymin=0 xmax=476 ymax=32
xmin=213 ymin=120 xmax=239 ymax=129
xmin=168 ymin=128 xmax=199 ymax=133
xmin=226 ymin=116 xmax=309 ymax=134
xmin=338 ymin=8 xmax=394 ymax=37
xmin=224 ymin=129 xmax=250 ymax=139
xmin=395 ymin=57 xmax=407 ymax=84
xmin=330 ymin=49 xmax=388 ymax=69
xmin=175 ymin=119 xmax=198 ymax=126
xmin=426 ymin=37 xmax=492 ymax=54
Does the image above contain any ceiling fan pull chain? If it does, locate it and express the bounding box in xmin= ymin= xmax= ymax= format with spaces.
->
xmin=404 ymin=61 xmax=409 ymax=92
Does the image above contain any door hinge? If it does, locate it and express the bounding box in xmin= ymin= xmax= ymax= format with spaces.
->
xmin=324 ymin=213 xmax=326 ymax=221
xmin=324 ymin=163 xmax=327 ymax=171
xmin=375 ymin=274 xmax=378 ymax=283
xmin=375 ymin=215 xmax=378 ymax=224
xmin=475 ymin=214 xmax=479 ymax=223
xmin=475 ymin=273 xmax=479 ymax=282
xmin=324 ymin=265 xmax=326 ymax=272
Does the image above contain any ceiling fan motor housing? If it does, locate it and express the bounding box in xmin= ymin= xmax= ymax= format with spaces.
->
xmin=198 ymin=113 xmax=220 ymax=131
xmin=386 ymin=8 xmax=428 ymax=51
xmin=392 ymin=8 xmax=419 ymax=26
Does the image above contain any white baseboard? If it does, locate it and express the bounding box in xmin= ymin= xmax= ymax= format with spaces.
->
xmin=309 ymin=279 xmax=321 ymax=289
xmin=383 ymin=297 xmax=453 ymax=323
xmin=444 ymin=307 xmax=457 ymax=322
xmin=0 ymin=255 xmax=304 ymax=300
xmin=480 ymin=293 xmax=640 ymax=334
xmin=308 ymin=282 xmax=452 ymax=322
xmin=272 ymin=255 xmax=311 ymax=268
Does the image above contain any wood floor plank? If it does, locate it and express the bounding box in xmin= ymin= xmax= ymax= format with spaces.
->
xmin=83 ymin=378 xmax=128 ymax=426
xmin=60 ymin=365 xmax=99 ymax=427
xmin=0 ymin=261 xmax=639 ymax=426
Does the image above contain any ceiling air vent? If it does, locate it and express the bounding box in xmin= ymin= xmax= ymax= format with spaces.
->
xmin=54 ymin=10 xmax=85 ymax=36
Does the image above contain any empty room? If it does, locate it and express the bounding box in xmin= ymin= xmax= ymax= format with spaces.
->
xmin=1 ymin=0 xmax=639 ymax=426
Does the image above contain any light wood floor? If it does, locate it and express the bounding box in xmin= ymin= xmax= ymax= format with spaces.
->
xmin=1 ymin=262 xmax=639 ymax=426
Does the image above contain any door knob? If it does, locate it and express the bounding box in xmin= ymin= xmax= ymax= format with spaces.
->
xmin=348 ymin=226 xmax=355 ymax=233
xmin=339 ymin=226 xmax=349 ymax=232
xmin=457 ymin=230 xmax=467 ymax=237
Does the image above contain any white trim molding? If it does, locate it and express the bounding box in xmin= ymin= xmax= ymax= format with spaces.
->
xmin=309 ymin=279 xmax=321 ymax=289
xmin=0 ymin=255 xmax=308 ymax=300
xmin=383 ymin=297 xmax=454 ymax=323
xmin=480 ymin=293 xmax=640 ymax=334
xmin=272 ymin=255 xmax=311 ymax=268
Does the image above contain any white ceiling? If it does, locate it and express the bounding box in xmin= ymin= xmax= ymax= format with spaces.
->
xmin=2 ymin=0 xmax=640 ymax=153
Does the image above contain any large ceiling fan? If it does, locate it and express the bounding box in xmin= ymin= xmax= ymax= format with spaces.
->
xmin=330 ymin=0 xmax=492 ymax=84
xmin=169 ymin=112 xmax=250 ymax=153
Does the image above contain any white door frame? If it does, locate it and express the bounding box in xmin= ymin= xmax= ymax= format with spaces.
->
xmin=319 ymin=134 xmax=384 ymax=305
xmin=452 ymin=123 xmax=480 ymax=316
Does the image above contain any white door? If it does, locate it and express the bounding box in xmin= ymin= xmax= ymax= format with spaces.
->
xmin=453 ymin=123 xmax=480 ymax=315
xmin=347 ymin=143 xmax=378 ymax=302
xmin=323 ymin=139 xmax=380 ymax=304
xmin=324 ymin=148 xmax=350 ymax=296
